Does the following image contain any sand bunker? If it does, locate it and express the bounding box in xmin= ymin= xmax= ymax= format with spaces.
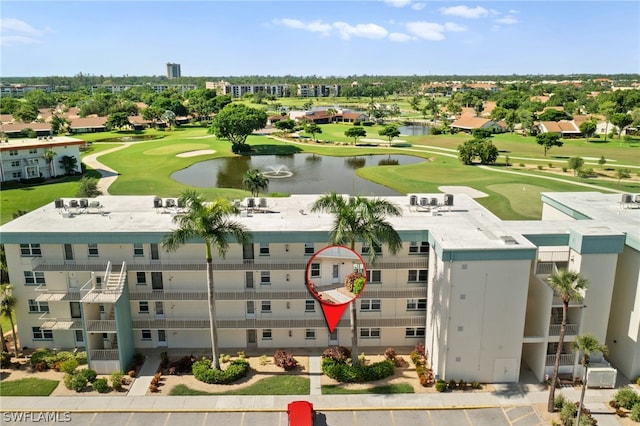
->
xmin=176 ymin=150 xmax=216 ymax=157
xmin=438 ymin=186 xmax=488 ymax=198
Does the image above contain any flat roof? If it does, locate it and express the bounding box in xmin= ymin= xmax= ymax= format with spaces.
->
xmin=0 ymin=136 xmax=85 ymax=151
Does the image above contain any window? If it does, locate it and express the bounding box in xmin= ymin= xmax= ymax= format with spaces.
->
xmin=260 ymin=271 xmax=271 ymax=285
xmin=88 ymin=244 xmax=99 ymax=257
xmin=70 ymin=302 xmax=82 ymax=318
xmin=28 ymin=299 xmax=49 ymax=313
xmin=10 ymin=160 xmax=20 ymax=167
xmin=20 ymin=244 xmax=42 ymax=256
xmin=305 ymin=329 xmax=316 ymax=339
xmin=361 ymin=242 xmax=382 ymax=256
xmin=141 ymin=330 xmax=152 ymax=340
xmin=304 ymin=243 xmax=315 ymax=255
xmin=408 ymin=269 xmax=428 ymax=283
xmin=406 ymin=298 xmax=427 ymax=311
xmin=360 ymin=328 xmax=381 ymax=338
xmin=261 ymin=301 xmax=271 ymax=313
xmin=98 ymin=304 xmax=105 ymax=313
xmin=29 ymin=148 xmax=38 ymax=154
xmin=32 ymin=327 xmax=53 ymax=340
xmin=136 ymin=272 xmax=146 ymax=285
xmin=262 ymin=329 xmax=272 ymax=340
xmin=24 ymin=271 xmax=45 ymax=286
xmin=74 ymin=330 xmax=84 ymax=342
xmin=310 ymin=263 xmax=320 ymax=278
xmin=133 ymin=243 xmax=144 ymax=257
xmin=259 ymin=242 xmax=270 ymax=255
xmin=305 ymin=300 xmax=315 ymax=312
xmin=360 ymin=299 xmax=381 ymax=311
xmin=409 ymin=241 xmax=429 ymax=254
xmin=139 ymin=301 xmax=149 ymax=313
xmin=9 ymin=150 xmax=18 ymax=156
xmin=366 ymin=270 xmax=381 ymax=283
xmin=405 ymin=327 xmax=426 ymax=338
xmin=12 ymin=172 xmax=21 ymax=179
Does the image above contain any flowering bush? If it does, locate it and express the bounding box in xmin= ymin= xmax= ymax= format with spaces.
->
xmin=274 ymin=349 xmax=298 ymax=370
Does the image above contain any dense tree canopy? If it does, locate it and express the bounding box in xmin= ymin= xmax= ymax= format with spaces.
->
xmin=344 ymin=126 xmax=367 ymax=144
xmin=208 ymin=103 xmax=267 ymax=152
xmin=536 ymin=133 xmax=563 ymax=156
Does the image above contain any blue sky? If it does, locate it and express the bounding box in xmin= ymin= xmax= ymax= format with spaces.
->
xmin=1 ymin=1 xmax=639 ymax=77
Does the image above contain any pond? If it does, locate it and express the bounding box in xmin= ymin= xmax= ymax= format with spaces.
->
xmin=398 ymin=124 xmax=431 ymax=136
xmin=171 ymin=154 xmax=424 ymax=195
xmin=95 ymin=135 xmax=162 ymax=142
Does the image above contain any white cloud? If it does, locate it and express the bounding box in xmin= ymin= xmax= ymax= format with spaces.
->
xmin=0 ymin=18 xmax=49 ymax=46
xmin=439 ymin=5 xmax=489 ymax=19
xmin=508 ymin=9 xmax=519 ymax=14
xmin=0 ymin=18 xmax=44 ymax=36
xmin=0 ymin=34 xmax=40 ymax=46
xmin=333 ymin=22 xmax=388 ymax=40
xmin=389 ymin=32 xmax=414 ymax=42
xmin=444 ymin=22 xmax=467 ymax=32
xmin=275 ymin=18 xmax=332 ymax=35
xmin=406 ymin=21 xmax=445 ymax=40
xmin=495 ymin=15 xmax=518 ymax=25
xmin=383 ymin=0 xmax=412 ymax=7
xmin=411 ymin=3 xmax=426 ymax=11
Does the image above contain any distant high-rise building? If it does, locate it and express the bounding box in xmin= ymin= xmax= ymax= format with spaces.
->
xmin=166 ymin=63 xmax=181 ymax=79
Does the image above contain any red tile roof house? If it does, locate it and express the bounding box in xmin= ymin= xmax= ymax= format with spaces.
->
xmin=68 ymin=117 xmax=107 ymax=134
xmin=450 ymin=116 xmax=506 ymax=134
xmin=0 ymin=121 xmax=52 ymax=137
xmin=537 ymin=120 xmax=581 ymax=138
xmin=335 ymin=112 xmax=368 ymax=124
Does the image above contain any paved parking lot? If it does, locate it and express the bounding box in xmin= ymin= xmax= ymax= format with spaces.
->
xmin=9 ymin=406 xmax=544 ymax=426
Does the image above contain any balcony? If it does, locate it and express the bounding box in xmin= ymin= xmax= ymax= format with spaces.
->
xmin=38 ymin=314 xmax=82 ymax=330
xmin=549 ymin=323 xmax=579 ymax=337
xmin=535 ymin=251 xmax=569 ymax=275
xmin=545 ymin=353 xmax=575 ymax=366
xmin=34 ymin=286 xmax=81 ymax=302
xmin=86 ymin=320 xmax=117 ymax=332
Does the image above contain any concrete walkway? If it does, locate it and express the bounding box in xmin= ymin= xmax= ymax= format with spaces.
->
xmin=309 ymin=355 xmax=322 ymax=395
xmin=82 ymin=144 xmax=131 ymax=195
xmin=127 ymin=355 xmax=161 ymax=396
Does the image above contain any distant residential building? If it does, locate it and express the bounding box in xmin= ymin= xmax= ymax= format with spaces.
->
xmin=166 ymin=63 xmax=181 ymax=79
xmin=0 ymin=136 xmax=84 ymax=182
xmin=0 ymin=84 xmax=54 ymax=97
xmin=91 ymin=84 xmax=197 ymax=94
xmin=206 ymin=81 xmax=291 ymax=98
xmin=450 ymin=116 xmax=505 ymax=133
xmin=297 ymin=84 xmax=342 ymax=98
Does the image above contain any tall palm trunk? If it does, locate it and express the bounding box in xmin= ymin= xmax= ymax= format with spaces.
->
xmin=350 ymin=239 xmax=359 ymax=366
xmin=576 ymin=355 xmax=589 ymax=426
xmin=0 ymin=323 xmax=7 ymax=352
xmin=205 ymin=243 xmax=220 ymax=370
xmin=548 ymin=299 xmax=568 ymax=412
xmin=8 ymin=315 xmax=18 ymax=356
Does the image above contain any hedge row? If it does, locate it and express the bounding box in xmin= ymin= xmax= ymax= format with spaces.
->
xmin=321 ymin=358 xmax=394 ymax=383
xmin=192 ymin=358 xmax=250 ymax=384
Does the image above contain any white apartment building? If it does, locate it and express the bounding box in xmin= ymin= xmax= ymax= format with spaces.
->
xmin=0 ymin=136 xmax=84 ymax=182
xmin=206 ymin=81 xmax=291 ymax=98
xmin=1 ymin=192 xmax=638 ymax=382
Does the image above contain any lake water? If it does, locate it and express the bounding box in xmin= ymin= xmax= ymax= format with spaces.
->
xmin=171 ymin=154 xmax=424 ymax=195
xmin=398 ymin=124 xmax=431 ymax=136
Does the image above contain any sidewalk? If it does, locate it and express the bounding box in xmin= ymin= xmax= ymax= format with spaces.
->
xmin=127 ymin=355 xmax=161 ymax=396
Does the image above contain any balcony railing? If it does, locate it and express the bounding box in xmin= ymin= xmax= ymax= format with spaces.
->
xmin=545 ymin=353 xmax=575 ymax=366
xmin=537 ymin=251 xmax=570 ymax=263
xmin=549 ymin=323 xmax=579 ymax=336
xmin=38 ymin=314 xmax=82 ymax=330
xmin=86 ymin=320 xmax=117 ymax=332
xmin=90 ymin=350 xmax=119 ymax=361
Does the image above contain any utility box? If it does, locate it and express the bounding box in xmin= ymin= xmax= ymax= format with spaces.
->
xmin=586 ymin=363 xmax=617 ymax=388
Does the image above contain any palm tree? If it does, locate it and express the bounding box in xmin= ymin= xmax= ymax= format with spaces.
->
xmin=546 ymin=269 xmax=588 ymax=412
xmin=573 ymin=334 xmax=607 ymax=426
xmin=0 ymin=284 xmax=19 ymax=356
xmin=311 ymin=193 xmax=402 ymax=365
xmin=43 ymin=149 xmax=56 ymax=178
xmin=242 ymin=169 xmax=269 ymax=198
xmin=162 ymin=190 xmax=251 ymax=369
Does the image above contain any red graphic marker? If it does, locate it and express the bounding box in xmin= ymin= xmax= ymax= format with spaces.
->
xmin=305 ymin=245 xmax=368 ymax=333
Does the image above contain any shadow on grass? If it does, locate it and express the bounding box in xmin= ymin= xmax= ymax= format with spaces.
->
xmin=245 ymin=144 xmax=303 ymax=156
xmin=321 ymin=383 xmax=414 ymax=394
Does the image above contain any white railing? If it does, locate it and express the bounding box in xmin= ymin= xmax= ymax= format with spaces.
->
xmin=549 ymin=323 xmax=579 ymax=336
xmin=546 ymin=353 xmax=575 ymax=366
xmin=86 ymin=320 xmax=117 ymax=332
xmin=90 ymin=349 xmax=119 ymax=360
xmin=538 ymin=251 xmax=570 ymax=263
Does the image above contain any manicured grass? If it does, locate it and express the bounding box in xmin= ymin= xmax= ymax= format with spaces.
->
xmin=322 ymin=383 xmax=414 ymax=394
xmin=0 ymin=378 xmax=59 ymax=396
xmin=0 ymin=311 xmax=16 ymax=341
xmin=168 ymin=375 xmax=310 ymax=395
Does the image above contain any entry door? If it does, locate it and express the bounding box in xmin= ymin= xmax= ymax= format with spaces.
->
xmin=329 ymin=330 xmax=338 ymax=345
xmin=151 ymin=272 xmax=163 ymax=290
xmin=157 ymin=330 xmax=168 ymax=347
xmin=243 ymin=243 xmax=254 ymax=261
xmin=332 ymin=264 xmax=340 ymax=283
xmin=247 ymin=330 xmax=257 ymax=348
xmin=245 ymin=271 xmax=254 ymax=289
xmin=63 ymin=244 xmax=74 ymax=261
xmin=155 ymin=302 xmax=164 ymax=318
xmin=150 ymin=244 xmax=160 ymax=261
xmin=246 ymin=301 xmax=255 ymax=318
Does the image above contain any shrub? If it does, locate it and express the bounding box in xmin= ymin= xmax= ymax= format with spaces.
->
xmin=149 ymin=384 xmax=159 ymax=393
xmin=128 ymin=370 xmax=136 ymax=378
xmin=384 ymin=348 xmax=396 ymax=361
xmin=75 ymin=351 xmax=87 ymax=365
xmin=93 ymin=378 xmax=109 ymax=393
xmin=458 ymin=379 xmax=467 ymax=390
xmin=435 ymin=380 xmax=447 ymax=392
xmin=192 ymin=358 xmax=250 ymax=384
xmin=344 ymin=272 xmax=365 ymax=293
xmin=1 ymin=351 xmax=11 ymax=368
xmin=219 ymin=353 xmax=231 ymax=364
xmin=63 ymin=373 xmax=74 ymax=390
xmin=393 ymin=356 xmax=406 ymax=367
xmin=237 ymin=351 xmax=246 ymax=359
xmin=111 ymin=371 xmax=124 ymax=391
xmin=449 ymin=379 xmax=457 ymax=390
xmin=259 ymin=355 xmax=268 ymax=366
xmin=321 ymin=358 xmax=394 ymax=383
xmin=562 ymin=167 xmax=568 ymax=172
xmin=30 ymin=348 xmax=53 ymax=368
xmin=167 ymin=355 xmax=196 ymax=374
xmin=358 ymin=353 xmax=366 ymax=365
xmin=554 ymin=393 xmax=567 ymax=410
xmin=34 ymin=361 xmax=48 ymax=372
xmin=322 ymin=346 xmax=351 ymax=364
xmin=636 ymin=376 xmax=640 ymax=386
xmin=274 ymin=349 xmax=298 ymax=370
xmin=559 ymin=401 xmax=576 ymax=425
xmin=614 ymin=387 xmax=640 ymax=410
xmin=537 ymin=165 xmax=544 ymax=170
xmin=471 ymin=381 xmax=481 ymax=389
xmin=79 ymin=368 xmax=98 ymax=383
xmin=70 ymin=373 xmax=88 ymax=392
xmin=631 ymin=402 xmax=640 ymax=422
xmin=59 ymin=358 xmax=79 ymax=374
xmin=519 ymin=163 xmax=525 ymax=167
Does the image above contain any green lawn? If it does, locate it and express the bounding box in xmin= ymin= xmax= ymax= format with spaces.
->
xmin=0 ymin=378 xmax=59 ymax=396
xmin=0 ymin=311 xmax=16 ymax=340
xmin=322 ymin=383 xmax=414 ymax=394
xmin=168 ymin=375 xmax=310 ymax=395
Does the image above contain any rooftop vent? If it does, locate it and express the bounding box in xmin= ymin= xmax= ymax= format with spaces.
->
xmin=164 ymin=198 xmax=175 ymax=208
xmin=69 ymin=199 xmax=78 ymax=208
xmin=409 ymin=195 xmax=417 ymax=206
xmin=259 ymin=198 xmax=267 ymax=208
xmin=444 ymin=194 xmax=454 ymax=206
xmin=500 ymin=236 xmax=519 ymax=245
xmin=79 ymin=199 xmax=88 ymax=208
xmin=153 ymin=197 xmax=162 ymax=208
xmin=54 ymin=199 xmax=64 ymax=209
xmin=247 ymin=198 xmax=255 ymax=208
